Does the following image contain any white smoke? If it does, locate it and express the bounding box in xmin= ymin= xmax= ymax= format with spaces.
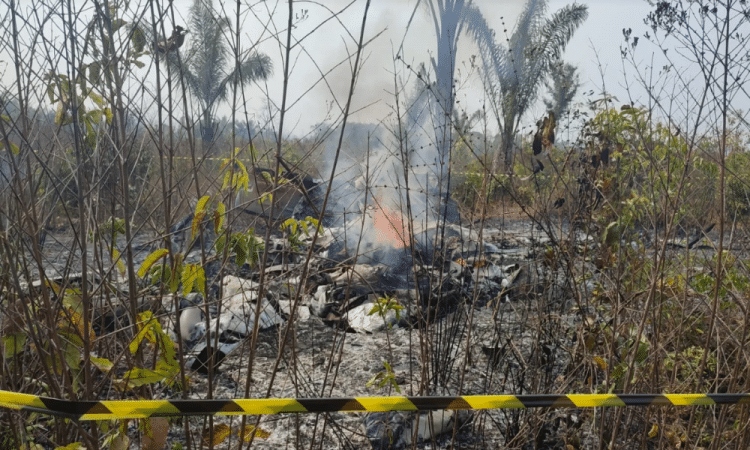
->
xmin=316 ymin=76 xmax=457 ymax=266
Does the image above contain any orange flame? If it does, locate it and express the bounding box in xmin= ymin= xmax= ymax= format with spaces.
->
xmin=371 ymin=199 xmax=410 ymax=249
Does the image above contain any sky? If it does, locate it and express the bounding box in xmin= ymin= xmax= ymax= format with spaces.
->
xmin=1 ymin=0 xmax=666 ymax=139
xmin=154 ymin=0 xmax=660 ymax=138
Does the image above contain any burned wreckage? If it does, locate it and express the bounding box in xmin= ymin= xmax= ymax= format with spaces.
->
xmin=148 ymin=157 xmax=565 ymax=448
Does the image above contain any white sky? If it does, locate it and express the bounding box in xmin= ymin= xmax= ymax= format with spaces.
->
xmin=114 ymin=0 xmax=661 ymax=138
xmin=1 ymin=0 xmax=675 ymax=138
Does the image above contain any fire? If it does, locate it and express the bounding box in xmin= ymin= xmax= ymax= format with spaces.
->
xmin=370 ymin=199 xmax=410 ymax=249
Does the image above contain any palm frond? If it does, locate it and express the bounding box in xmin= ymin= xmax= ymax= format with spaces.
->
xmin=214 ymin=52 xmax=273 ymax=104
xmin=188 ymin=0 xmax=229 ymax=68
xmin=238 ymin=53 xmax=273 ymax=83
xmin=463 ymin=0 xmax=588 ymax=144
xmin=185 ymin=0 xmax=231 ymax=109
xmin=537 ymin=4 xmax=589 ymax=65
xmin=157 ymin=48 xmax=201 ymax=105
xmin=514 ymin=3 xmax=587 ymax=115
xmin=463 ymin=3 xmax=507 ymax=91
xmin=180 ymin=69 xmax=202 ymax=106
xmin=543 ymin=62 xmax=581 ymax=117
xmin=431 ymin=0 xmax=468 ymax=62
xmin=507 ymin=0 xmax=547 ymax=77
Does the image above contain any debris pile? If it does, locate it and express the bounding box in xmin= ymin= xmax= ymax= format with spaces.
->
xmin=142 ymin=202 xmax=573 ymax=448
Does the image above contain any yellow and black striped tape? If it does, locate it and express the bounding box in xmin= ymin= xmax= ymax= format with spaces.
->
xmin=0 ymin=390 xmax=748 ymax=420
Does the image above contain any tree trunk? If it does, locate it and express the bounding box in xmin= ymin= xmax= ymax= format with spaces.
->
xmin=491 ymin=127 xmax=515 ymax=175
xmin=201 ymin=125 xmax=215 ymax=143
xmin=431 ymin=3 xmax=461 ymax=226
xmin=433 ymin=14 xmax=457 ymax=184
xmin=201 ymin=109 xmax=215 ymax=154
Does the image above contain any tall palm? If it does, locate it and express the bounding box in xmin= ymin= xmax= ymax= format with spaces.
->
xmin=425 ymin=0 xmax=470 ymax=178
xmin=465 ymin=0 xmax=588 ymax=173
xmin=159 ymin=0 xmax=272 ymax=150
xmin=543 ymin=61 xmax=581 ymax=119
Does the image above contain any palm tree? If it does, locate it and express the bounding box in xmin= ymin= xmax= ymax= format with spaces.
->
xmin=464 ymin=0 xmax=588 ymax=173
xmin=158 ymin=0 xmax=272 ymax=151
xmin=425 ymin=0 xmax=470 ymax=177
xmin=543 ymin=61 xmax=581 ymax=119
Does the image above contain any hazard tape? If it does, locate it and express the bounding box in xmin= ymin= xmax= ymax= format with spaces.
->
xmin=0 ymin=390 xmax=749 ymax=420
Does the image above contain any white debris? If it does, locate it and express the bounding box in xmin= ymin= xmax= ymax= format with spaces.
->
xmin=219 ymin=294 xmax=283 ymax=335
xmin=347 ymin=301 xmax=400 ymax=333
xmin=178 ymin=306 xmax=205 ymax=342
xmin=222 ymin=275 xmax=258 ymax=298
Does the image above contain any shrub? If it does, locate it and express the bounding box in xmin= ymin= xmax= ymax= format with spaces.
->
xmin=726 ymin=151 xmax=750 ymax=218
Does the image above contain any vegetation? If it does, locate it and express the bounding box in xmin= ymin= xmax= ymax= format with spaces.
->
xmin=2 ymin=0 xmax=750 ymax=448
xmin=157 ymin=0 xmax=272 ymax=151
xmin=465 ymin=0 xmax=589 ymax=173
xmin=542 ymin=61 xmax=581 ymax=119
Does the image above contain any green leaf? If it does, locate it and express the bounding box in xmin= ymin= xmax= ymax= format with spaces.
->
xmin=215 ymin=234 xmax=227 ymax=254
xmin=111 ymin=249 xmax=126 ymax=277
xmin=181 ymin=265 xmax=195 ymax=296
xmin=47 ymin=82 xmax=57 ymax=104
xmin=247 ymin=144 xmax=258 ymax=163
xmin=246 ymin=232 xmax=262 ymax=267
xmin=58 ymin=328 xmax=84 ymax=349
xmin=281 ymin=218 xmax=298 ymax=234
xmin=239 ymin=424 xmax=271 ymax=441
xmin=148 ymin=264 xmax=169 ymax=287
xmin=635 ymin=341 xmax=649 ymax=364
xmin=54 ymin=103 xmax=68 ymax=126
xmin=602 ymin=221 xmax=620 ymax=248
xmin=137 ymin=248 xmax=169 ymax=277
xmin=0 ymin=141 xmax=20 ymax=154
xmin=129 ymin=311 xmax=156 ymax=355
xmin=59 ymin=76 xmax=71 ymax=100
xmin=155 ymin=346 xmax=178 ymax=372
xmin=236 ymin=159 xmax=249 ymax=191
xmin=117 ymin=367 xmax=166 ymax=390
xmin=89 ymin=91 xmax=106 ymax=109
xmin=54 ymin=443 xmax=86 ymax=450
xmin=104 ymin=107 xmax=113 ymax=124
xmin=111 ymin=18 xmax=126 ymax=32
xmin=103 ymin=432 xmax=129 ymax=450
xmin=196 ymin=266 xmax=206 ymax=297
xmin=90 ymin=356 xmax=114 ymax=373
xmin=366 ymin=372 xmax=383 ymax=389
xmin=125 ymin=311 xmax=179 ymax=387
xmin=232 ymin=235 xmax=248 ymax=267
xmin=203 ymin=424 xmax=232 ymax=447
xmin=181 ymin=264 xmax=205 ymax=296
xmin=2 ymin=332 xmax=26 ymax=358
xmin=192 ymin=195 xmax=211 ymax=241
xmin=304 ymin=216 xmax=322 ymax=235
xmin=131 ymin=27 xmax=146 ymax=53
xmin=89 ymin=110 xmax=103 ymax=128
xmin=222 ymin=171 xmax=232 ymax=192
xmin=60 ymin=340 xmax=81 ymax=371
xmin=214 ymin=201 xmax=225 ymax=233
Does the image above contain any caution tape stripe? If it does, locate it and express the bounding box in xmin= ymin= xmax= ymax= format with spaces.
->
xmin=1 ymin=391 xmax=749 ymax=420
